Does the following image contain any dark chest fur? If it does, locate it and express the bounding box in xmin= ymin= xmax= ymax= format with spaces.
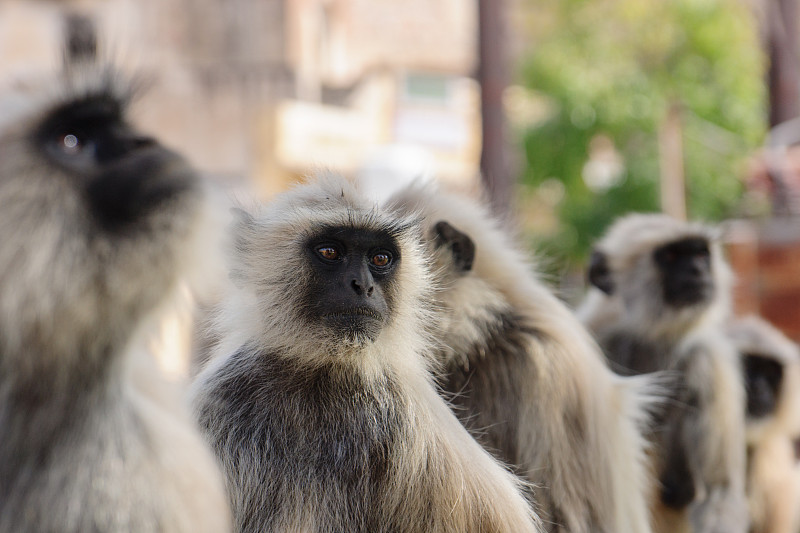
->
xmin=601 ymin=331 xmax=675 ymax=376
xmin=197 ymin=348 xmax=409 ymax=532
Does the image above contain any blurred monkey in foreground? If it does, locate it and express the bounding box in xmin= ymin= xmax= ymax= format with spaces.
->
xmin=191 ymin=173 xmax=541 ymax=533
xmin=579 ymin=213 xmax=748 ymax=533
xmin=385 ymin=185 xmax=658 ymax=533
xmin=0 ymin=53 xmax=230 ymax=531
xmin=728 ymin=315 xmax=800 ymax=533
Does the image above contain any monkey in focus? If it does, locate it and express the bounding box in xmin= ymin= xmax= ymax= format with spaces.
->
xmin=728 ymin=315 xmax=800 ymax=533
xmin=579 ymin=213 xmax=748 ymax=533
xmin=191 ymin=173 xmax=541 ymax=533
xmin=384 ymin=185 xmax=657 ymax=533
xmin=0 ymin=57 xmax=230 ymax=532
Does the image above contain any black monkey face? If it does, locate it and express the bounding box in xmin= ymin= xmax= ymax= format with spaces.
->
xmin=33 ymin=94 xmax=194 ymax=232
xmin=654 ymin=237 xmax=714 ymax=308
xmin=743 ymin=353 xmax=784 ymax=419
xmin=302 ymin=226 xmax=400 ymax=344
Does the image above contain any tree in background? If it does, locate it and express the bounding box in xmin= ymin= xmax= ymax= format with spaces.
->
xmin=515 ymin=0 xmax=767 ymax=273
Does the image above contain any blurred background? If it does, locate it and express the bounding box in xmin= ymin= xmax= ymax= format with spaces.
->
xmin=1 ymin=0 xmax=798 ymax=345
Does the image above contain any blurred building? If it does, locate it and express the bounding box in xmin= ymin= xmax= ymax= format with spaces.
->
xmin=0 ymin=0 xmax=482 ymax=199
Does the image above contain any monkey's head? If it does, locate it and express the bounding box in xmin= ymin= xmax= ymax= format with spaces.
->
xmin=0 ymin=62 xmax=210 ymax=367
xmin=384 ymin=183 xmax=567 ymax=361
xmin=587 ymin=214 xmax=731 ymax=335
xmin=226 ymin=173 xmax=431 ymax=366
xmin=727 ymin=316 xmax=800 ymax=436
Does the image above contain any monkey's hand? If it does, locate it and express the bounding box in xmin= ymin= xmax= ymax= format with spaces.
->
xmin=689 ymin=486 xmax=749 ymax=533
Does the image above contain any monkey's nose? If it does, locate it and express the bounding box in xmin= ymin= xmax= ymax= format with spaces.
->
xmin=351 ymin=277 xmax=375 ymax=297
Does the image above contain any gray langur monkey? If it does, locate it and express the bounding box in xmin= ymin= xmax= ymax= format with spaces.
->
xmin=578 ymin=213 xmax=748 ymax=533
xmin=191 ymin=173 xmax=542 ymax=533
xmin=384 ymin=185 xmax=658 ymax=533
xmin=0 ymin=57 xmax=231 ymax=532
xmin=728 ymin=315 xmax=800 ymax=533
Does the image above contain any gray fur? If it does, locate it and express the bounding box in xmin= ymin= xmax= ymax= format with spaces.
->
xmin=385 ymin=185 xmax=658 ymax=533
xmin=579 ymin=213 xmax=748 ymax=533
xmin=0 ymin=60 xmax=230 ymax=532
xmin=191 ymin=173 xmax=541 ymax=533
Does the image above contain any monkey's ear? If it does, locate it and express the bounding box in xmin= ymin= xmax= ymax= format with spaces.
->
xmin=588 ymin=250 xmax=614 ymax=295
xmin=432 ymin=220 xmax=475 ymax=273
xmin=231 ymin=207 xmax=254 ymax=224
xmin=230 ymin=207 xmax=257 ymax=243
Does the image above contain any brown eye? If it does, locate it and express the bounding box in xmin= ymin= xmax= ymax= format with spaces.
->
xmin=317 ymin=246 xmax=340 ymax=261
xmin=371 ymin=253 xmax=391 ymax=267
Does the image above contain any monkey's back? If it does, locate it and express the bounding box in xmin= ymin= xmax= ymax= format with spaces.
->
xmin=439 ymin=309 xmax=634 ymax=533
xmin=438 ymin=311 xmax=536 ymax=482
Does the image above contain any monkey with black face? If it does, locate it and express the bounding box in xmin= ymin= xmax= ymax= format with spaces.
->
xmin=385 ymin=185 xmax=657 ymax=533
xmin=579 ymin=213 xmax=747 ymax=533
xmin=728 ymin=315 xmax=800 ymax=533
xmin=191 ymin=173 xmax=541 ymax=533
xmin=0 ymin=58 xmax=230 ymax=532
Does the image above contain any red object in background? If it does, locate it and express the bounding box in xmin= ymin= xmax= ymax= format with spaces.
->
xmin=727 ymin=220 xmax=800 ymax=343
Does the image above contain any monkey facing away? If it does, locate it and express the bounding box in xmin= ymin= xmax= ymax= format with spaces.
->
xmin=383 ymin=185 xmax=658 ymax=533
xmin=191 ymin=173 xmax=541 ymax=533
xmin=579 ymin=213 xmax=748 ymax=533
xmin=728 ymin=315 xmax=800 ymax=533
xmin=0 ymin=59 xmax=230 ymax=532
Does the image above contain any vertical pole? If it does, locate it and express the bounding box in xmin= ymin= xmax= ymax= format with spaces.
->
xmin=478 ymin=0 xmax=512 ymax=218
xmin=658 ymin=101 xmax=687 ymax=220
xmin=767 ymin=0 xmax=800 ymax=127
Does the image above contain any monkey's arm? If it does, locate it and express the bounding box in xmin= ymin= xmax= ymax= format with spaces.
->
xmin=658 ymin=400 xmax=697 ymax=509
xmin=682 ymin=338 xmax=749 ymax=533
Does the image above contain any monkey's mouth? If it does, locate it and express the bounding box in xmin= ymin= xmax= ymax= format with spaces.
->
xmin=323 ymin=307 xmax=383 ymax=322
xmin=322 ymin=307 xmax=384 ymax=342
xmin=664 ymin=280 xmax=714 ymax=308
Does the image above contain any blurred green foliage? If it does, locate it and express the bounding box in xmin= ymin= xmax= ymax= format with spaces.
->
xmin=516 ymin=0 xmax=767 ymax=271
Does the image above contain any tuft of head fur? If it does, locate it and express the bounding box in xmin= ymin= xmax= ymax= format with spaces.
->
xmin=385 ymin=183 xmax=659 ymax=533
xmin=0 ymin=58 xmax=230 ymax=532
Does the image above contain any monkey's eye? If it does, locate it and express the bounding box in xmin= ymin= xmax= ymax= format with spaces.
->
xmin=46 ymin=131 xmax=97 ymax=167
xmin=371 ymin=252 xmax=392 ymax=267
xmin=316 ymin=246 xmax=341 ymax=261
xmin=59 ymin=133 xmax=83 ymax=155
